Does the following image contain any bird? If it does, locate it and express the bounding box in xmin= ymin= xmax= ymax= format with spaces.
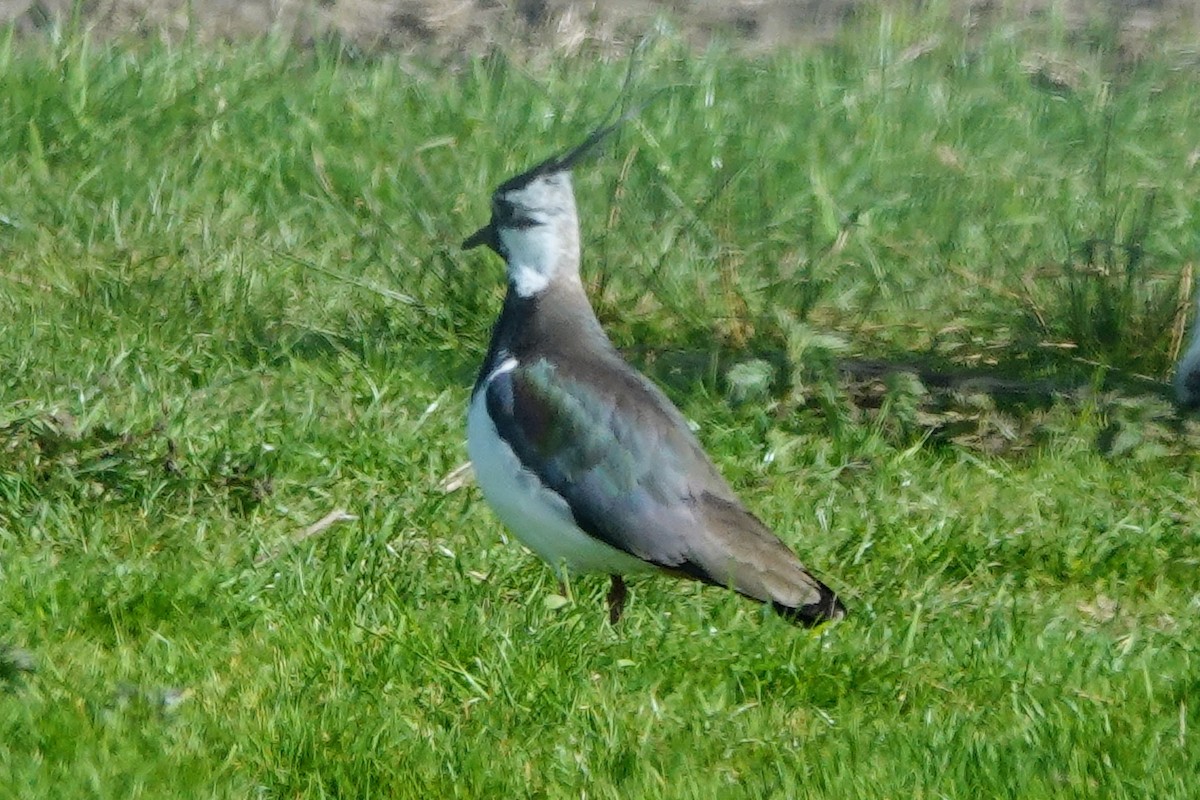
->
xmin=1175 ymin=289 xmax=1200 ymax=409
xmin=462 ymin=118 xmax=846 ymax=626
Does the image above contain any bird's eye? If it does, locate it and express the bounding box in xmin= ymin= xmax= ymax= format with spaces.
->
xmin=493 ymin=197 xmax=515 ymax=221
xmin=493 ymin=196 xmax=539 ymax=229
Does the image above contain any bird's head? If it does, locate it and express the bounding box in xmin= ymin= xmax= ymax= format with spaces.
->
xmin=462 ymin=104 xmax=649 ymax=297
xmin=463 ymin=164 xmax=581 ymax=297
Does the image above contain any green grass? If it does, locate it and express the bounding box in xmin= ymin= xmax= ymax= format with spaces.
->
xmin=2 ymin=7 xmax=1199 ymax=797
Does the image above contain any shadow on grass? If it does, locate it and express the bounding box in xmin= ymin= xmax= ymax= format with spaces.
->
xmin=629 ymin=342 xmax=1174 ymax=404
xmin=624 ymin=335 xmax=1193 ymax=459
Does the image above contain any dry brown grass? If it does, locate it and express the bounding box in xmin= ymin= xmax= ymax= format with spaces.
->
xmin=3 ymin=0 xmax=1200 ymax=55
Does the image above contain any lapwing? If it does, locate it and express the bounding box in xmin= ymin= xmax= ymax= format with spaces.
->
xmin=463 ymin=119 xmax=846 ymax=626
xmin=1176 ymin=290 xmax=1200 ymax=409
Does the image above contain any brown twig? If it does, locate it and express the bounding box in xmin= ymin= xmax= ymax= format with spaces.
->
xmin=255 ymin=508 xmax=357 ymax=566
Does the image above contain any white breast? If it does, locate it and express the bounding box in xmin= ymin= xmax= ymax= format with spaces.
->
xmin=466 ymin=365 xmax=652 ymax=577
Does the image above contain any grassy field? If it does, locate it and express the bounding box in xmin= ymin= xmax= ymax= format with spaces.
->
xmin=2 ymin=8 xmax=1199 ymax=798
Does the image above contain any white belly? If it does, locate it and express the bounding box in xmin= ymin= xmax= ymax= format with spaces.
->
xmin=466 ymin=387 xmax=651 ymax=577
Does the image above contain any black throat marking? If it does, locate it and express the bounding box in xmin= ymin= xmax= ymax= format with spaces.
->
xmin=472 ymin=290 xmax=539 ymax=397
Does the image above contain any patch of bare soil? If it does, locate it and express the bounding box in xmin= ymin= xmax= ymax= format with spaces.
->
xmin=1 ymin=0 xmax=1198 ymax=55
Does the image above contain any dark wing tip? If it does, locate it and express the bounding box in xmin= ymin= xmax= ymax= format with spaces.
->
xmin=772 ymin=581 xmax=847 ymax=627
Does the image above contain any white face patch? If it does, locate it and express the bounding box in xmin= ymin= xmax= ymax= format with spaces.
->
xmin=499 ymin=223 xmax=560 ymax=297
xmin=493 ymin=173 xmax=578 ymax=298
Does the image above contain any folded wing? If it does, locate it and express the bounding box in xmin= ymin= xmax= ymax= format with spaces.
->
xmin=485 ymin=357 xmax=844 ymax=624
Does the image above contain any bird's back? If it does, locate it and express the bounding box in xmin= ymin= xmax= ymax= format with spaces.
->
xmin=487 ymin=287 xmax=843 ymax=621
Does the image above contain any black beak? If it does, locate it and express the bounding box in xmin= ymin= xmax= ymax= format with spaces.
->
xmin=462 ymin=222 xmax=499 ymax=252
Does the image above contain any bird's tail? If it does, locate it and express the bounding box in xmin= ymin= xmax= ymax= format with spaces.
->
xmin=769 ymin=575 xmax=846 ymax=627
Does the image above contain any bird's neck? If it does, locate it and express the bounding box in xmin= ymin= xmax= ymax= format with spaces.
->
xmin=500 ymin=222 xmax=580 ymax=299
xmin=473 ymin=278 xmax=611 ymax=396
